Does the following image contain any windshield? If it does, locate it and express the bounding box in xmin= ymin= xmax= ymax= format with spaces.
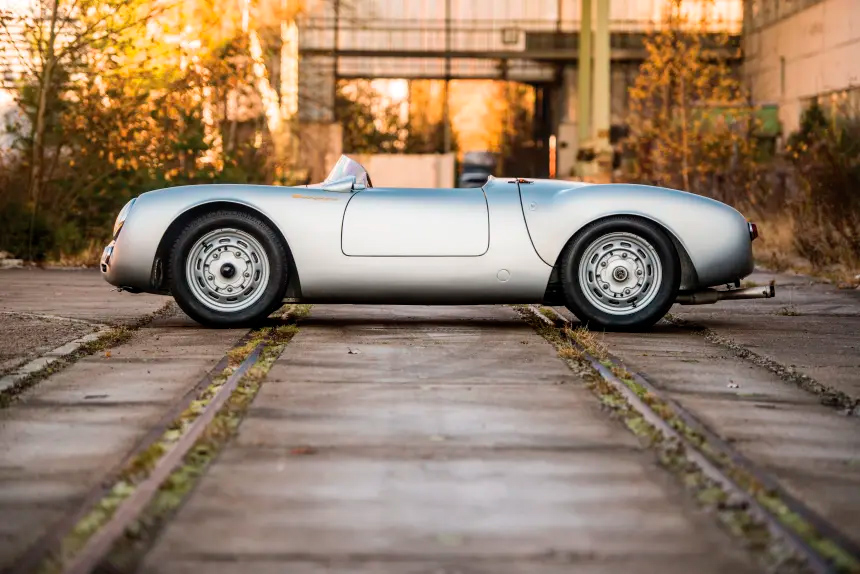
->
xmin=324 ymin=155 xmax=372 ymax=188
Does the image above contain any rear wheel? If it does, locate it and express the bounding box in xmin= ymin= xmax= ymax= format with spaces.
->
xmin=169 ymin=210 xmax=288 ymax=327
xmin=560 ymin=217 xmax=680 ymax=331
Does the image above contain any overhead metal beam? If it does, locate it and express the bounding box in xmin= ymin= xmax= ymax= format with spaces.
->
xmin=300 ymin=47 xmax=653 ymax=62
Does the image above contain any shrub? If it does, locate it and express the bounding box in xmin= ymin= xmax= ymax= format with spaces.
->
xmin=786 ymin=102 xmax=860 ymax=270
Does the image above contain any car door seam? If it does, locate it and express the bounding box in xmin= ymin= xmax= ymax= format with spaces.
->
xmin=339 ymin=190 xmax=360 ymax=257
xmin=342 ymin=189 xmax=490 ymax=258
xmin=518 ymin=183 xmax=553 ymax=266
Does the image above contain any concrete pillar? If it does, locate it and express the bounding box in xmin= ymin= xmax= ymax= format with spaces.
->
xmin=593 ymin=0 xmax=610 ymax=155
xmin=577 ymin=0 xmax=592 ymax=146
xmin=556 ymin=67 xmax=578 ymax=179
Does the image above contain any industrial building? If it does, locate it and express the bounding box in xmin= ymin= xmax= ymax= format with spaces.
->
xmin=743 ymin=0 xmax=860 ymax=135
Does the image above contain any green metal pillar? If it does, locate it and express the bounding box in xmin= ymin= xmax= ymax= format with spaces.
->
xmin=593 ymin=0 xmax=611 ymax=158
xmin=577 ymin=0 xmax=592 ymax=147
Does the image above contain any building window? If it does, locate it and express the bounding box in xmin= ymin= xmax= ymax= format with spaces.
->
xmin=803 ymin=85 xmax=860 ymax=120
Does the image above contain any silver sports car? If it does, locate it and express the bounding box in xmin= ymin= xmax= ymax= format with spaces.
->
xmin=101 ymin=155 xmax=774 ymax=329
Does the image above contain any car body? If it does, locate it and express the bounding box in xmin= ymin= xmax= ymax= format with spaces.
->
xmin=102 ymin=155 xmax=771 ymax=329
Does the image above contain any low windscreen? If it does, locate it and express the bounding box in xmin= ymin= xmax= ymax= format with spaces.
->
xmin=324 ymin=155 xmax=372 ymax=188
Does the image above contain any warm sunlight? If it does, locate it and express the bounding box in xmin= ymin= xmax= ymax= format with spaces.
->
xmin=373 ymin=79 xmax=410 ymax=103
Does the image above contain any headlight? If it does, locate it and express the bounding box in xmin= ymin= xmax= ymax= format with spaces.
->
xmin=113 ymin=198 xmax=136 ymax=238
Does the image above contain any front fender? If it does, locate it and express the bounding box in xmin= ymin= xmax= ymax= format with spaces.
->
xmin=520 ymin=182 xmax=753 ymax=288
xmin=103 ymin=184 xmax=350 ymax=292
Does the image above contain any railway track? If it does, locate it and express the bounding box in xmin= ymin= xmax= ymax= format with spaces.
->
xmin=524 ymin=305 xmax=860 ymax=574
xmin=4 ymin=307 xmax=307 ymax=574
xmin=3 ymin=296 xmax=857 ymax=573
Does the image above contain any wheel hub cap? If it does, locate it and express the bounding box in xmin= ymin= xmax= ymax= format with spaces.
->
xmin=220 ymin=262 xmax=236 ymax=279
xmin=578 ymin=231 xmax=663 ymax=316
xmin=612 ymin=266 xmax=629 ymax=282
xmin=185 ymin=228 xmax=270 ymax=312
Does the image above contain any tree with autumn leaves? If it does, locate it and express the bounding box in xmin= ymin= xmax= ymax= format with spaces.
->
xmin=1 ymin=0 xmax=299 ymax=261
xmin=625 ymin=0 xmax=760 ymax=204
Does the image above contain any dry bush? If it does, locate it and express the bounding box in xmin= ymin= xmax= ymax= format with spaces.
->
xmin=785 ymin=102 xmax=860 ymax=278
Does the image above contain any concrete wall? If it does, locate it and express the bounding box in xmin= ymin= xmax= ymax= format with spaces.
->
xmin=352 ymin=153 xmax=456 ymax=188
xmin=744 ymin=0 xmax=860 ymax=135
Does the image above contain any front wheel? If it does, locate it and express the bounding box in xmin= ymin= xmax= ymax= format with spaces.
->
xmin=559 ymin=217 xmax=680 ymax=331
xmin=168 ymin=210 xmax=288 ymax=327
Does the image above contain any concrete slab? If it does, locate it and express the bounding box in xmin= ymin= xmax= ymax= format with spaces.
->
xmin=0 ymin=268 xmax=166 ymax=325
xmin=0 ymin=315 xmax=97 ymax=376
xmin=672 ymin=269 xmax=860 ymax=401
xmin=0 ymin=313 xmax=244 ymax=570
xmin=237 ymin=384 xmax=640 ymax=450
xmin=0 ymin=268 xmax=169 ymax=385
xmin=144 ymin=305 xmax=757 ymax=573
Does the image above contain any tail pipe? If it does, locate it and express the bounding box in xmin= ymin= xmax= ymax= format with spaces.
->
xmin=676 ymin=281 xmax=776 ymax=305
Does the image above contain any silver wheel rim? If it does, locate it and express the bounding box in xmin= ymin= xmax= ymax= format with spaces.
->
xmin=578 ymin=231 xmax=663 ymax=316
xmin=185 ymin=228 xmax=270 ymax=312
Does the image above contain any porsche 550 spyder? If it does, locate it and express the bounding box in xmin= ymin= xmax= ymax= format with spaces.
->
xmin=101 ymin=155 xmax=774 ymax=330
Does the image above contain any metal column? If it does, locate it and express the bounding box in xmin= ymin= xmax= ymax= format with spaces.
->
xmin=593 ymin=0 xmax=611 ymax=162
xmin=442 ymin=0 xmax=452 ymax=154
xmin=332 ymin=0 xmax=340 ymax=122
xmin=577 ymin=0 xmax=592 ymax=147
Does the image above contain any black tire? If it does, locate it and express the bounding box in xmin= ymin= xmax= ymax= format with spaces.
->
xmin=168 ymin=210 xmax=288 ymax=327
xmin=559 ymin=216 xmax=680 ymax=331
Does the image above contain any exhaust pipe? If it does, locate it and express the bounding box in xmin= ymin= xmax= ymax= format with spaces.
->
xmin=676 ymin=281 xmax=775 ymax=305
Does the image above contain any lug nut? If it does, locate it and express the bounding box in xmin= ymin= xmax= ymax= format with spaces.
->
xmin=636 ymin=269 xmax=643 ymax=276
xmin=622 ymin=253 xmax=628 ymax=259
xmin=212 ymin=253 xmax=219 ymax=259
xmin=235 ymin=252 xmax=241 ymax=257
xmin=600 ymin=261 xmax=607 ymax=267
xmin=227 ymin=287 xmax=233 ymax=292
xmin=208 ymin=275 xmax=214 ymax=280
xmin=602 ymin=283 xmax=610 ymax=290
xmin=624 ymin=288 xmax=631 ymax=295
xmin=244 ymin=272 xmax=250 ymax=278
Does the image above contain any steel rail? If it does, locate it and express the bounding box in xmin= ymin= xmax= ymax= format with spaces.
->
xmin=527 ymin=304 xmax=858 ymax=574
xmin=59 ymin=341 xmax=264 ymax=574
xmin=4 ymin=329 xmax=259 ymax=574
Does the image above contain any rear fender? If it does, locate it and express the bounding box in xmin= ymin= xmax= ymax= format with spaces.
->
xmin=521 ymin=182 xmax=753 ymax=288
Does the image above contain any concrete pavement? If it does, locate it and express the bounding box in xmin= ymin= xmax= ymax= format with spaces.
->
xmin=1 ymin=269 xmax=859 ymax=572
xmin=673 ymin=269 xmax=860 ymax=402
xmin=0 ymin=268 xmax=167 ymax=378
xmin=554 ymin=269 xmax=860 ymax=549
xmin=0 ymin=268 xmax=166 ymax=325
xmin=142 ymin=305 xmax=757 ymax=574
xmin=0 ymin=270 xmax=246 ymax=570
